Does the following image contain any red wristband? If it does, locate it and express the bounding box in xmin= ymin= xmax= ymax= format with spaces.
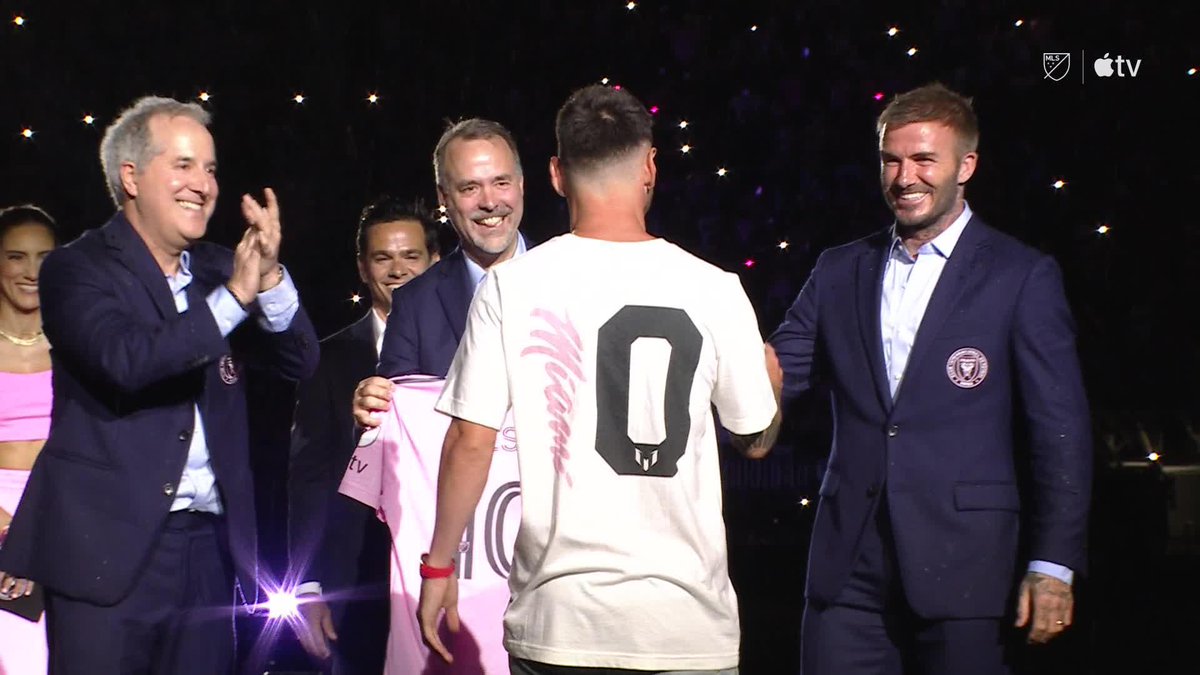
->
xmin=419 ymin=553 xmax=455 ymax=579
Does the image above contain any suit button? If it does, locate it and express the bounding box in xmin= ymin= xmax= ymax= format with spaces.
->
xmin=178 ymin=429 xmax=191 ymax=442
xmin=163 ymin=483 xmax=176 ymax=497
xmin=887 ymin=425 xmax=899 ymax=437
xmin=866 ymin=484 xmax=880 ymax=498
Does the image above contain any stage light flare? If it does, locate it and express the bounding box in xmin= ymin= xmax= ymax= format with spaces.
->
xmin=649 ymin=105 xmax=659 ymax=114
xmin=743 ymin=259 xmax=755 ymax=268
xmin=1148 ymin=452 xmax=1161 ymax=462
xmin=1014 ymin=18 xmax=1025 ymax=27
xmin=886 ymin=26 xmax=899 ymax=37
xmin=799 ymin=497 xmax=811 ymax=507
xmin=716 ymin=167 xmax=728 ymax=177
xmin=367 ymin=93 xmax=379 ymax=104
xmin=907 ymin=47 xmax=919 ymax=57
xmin=778 ymin=241 xmax=790 ymax=250
xmin=750 ymin=25 xmax=758 ymax=32
xmin=1052 ymin=179 xmax=1067 ymax=189
xmin=265 ymin=591 xmax=301 ymax=619
xmin=349 ymin=293 xmax=362 ymax=304
xmin=874 ymin=91 xmax=885 ymax=101
xmin=20 ymin=128 xmax=34 ymax=139
xmin=678 ymin=120 xmax=689 ymax=129
xmin=198 ymin=91 xmax=211 ymax=102
xmin=293 ymin=93 xmax=305 ymax=104
xmin=1189 ymin=68 xmax=1197 ymax=76
xmin=680 ymin=144 xmax=692 ymax=154
xmin=13 ymin=15 xmax=25 ymax=27
xmin=601 ymin=77 xmax=609 ymax=85
xmin=82 ymin=115 xmax=95 ymax=125
xmin=1096 ymin=224 xmax=1111 ymax=235
xmin=626 ymin=1 xmax=636 ymax=10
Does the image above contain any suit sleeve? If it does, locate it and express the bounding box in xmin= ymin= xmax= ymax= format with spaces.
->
xmin=230 ymin=299 xmax=319 ymax=382
xmin=1012 ymin=255 xmax=1093 ymax=574
xmin=287 ymin=361 xmax=339 ymax=584
xmin=768 ymin=254 xmax=823 ymax=401
xmin=377 ymin=285 xmax=419 ymax=377
xmin=39 ymin=246 xmax=229 ymax=393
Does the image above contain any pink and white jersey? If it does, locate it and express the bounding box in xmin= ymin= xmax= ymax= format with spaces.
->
xmin=339 ymin=376 xmax=520 ymax=674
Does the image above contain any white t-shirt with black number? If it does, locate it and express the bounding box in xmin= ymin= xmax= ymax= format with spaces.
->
xmin=435 ymin=233 xmax=777 ymax=671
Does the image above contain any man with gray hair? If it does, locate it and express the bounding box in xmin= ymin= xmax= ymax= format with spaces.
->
xmin=0 ymin=95 xmax=319 ymax=673
xmin=352 ymin=117 xmax=530 ymax=422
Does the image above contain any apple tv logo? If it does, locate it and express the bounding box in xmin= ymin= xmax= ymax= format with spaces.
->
xmin=1093 ymin=53 xmax=1142 ymax=78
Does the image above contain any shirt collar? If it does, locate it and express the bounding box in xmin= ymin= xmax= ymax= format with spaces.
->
xmin=372 ymin=308 xmax=387 ymax=357
xmin=166 ymin=250 xmax=194 ymax=293
xmin=464 ymin=233 xmax=527 ymax=288
xmin=890 ymin=202 xmax=973 ymax=261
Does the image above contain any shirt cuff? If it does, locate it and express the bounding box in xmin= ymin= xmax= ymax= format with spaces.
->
xmin=295 ymin=581 xmax=323 ymax=597
xmin=256 ymin=266 xmax=300 ymax=333
xmin=1028 ymin=560 xmax=1074 ymax=585
xmin=206 ymin=286 xmax=250 ymax=338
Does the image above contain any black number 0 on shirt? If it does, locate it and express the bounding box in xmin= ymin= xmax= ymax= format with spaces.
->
xmin=595 ymin=305 xmax=702 ymax=477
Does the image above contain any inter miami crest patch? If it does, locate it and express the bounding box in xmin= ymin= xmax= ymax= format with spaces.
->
xmin=218 ymin=355 xmax=240 ymax=385
xmin=946 ymin=347 xmax=988 ymax=388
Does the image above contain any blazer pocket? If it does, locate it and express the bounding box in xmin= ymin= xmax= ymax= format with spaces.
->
xmin=819 ymin=472 xmax=841 ymax=498
xmin=954 ymin=482 xmax=1020 ymax=511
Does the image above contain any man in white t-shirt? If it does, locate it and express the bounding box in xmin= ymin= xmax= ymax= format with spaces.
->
xmin=417 ymin=84 xmax=783 ymax=674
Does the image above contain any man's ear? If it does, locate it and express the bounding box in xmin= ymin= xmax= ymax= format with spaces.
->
xmin=957 ymin=151 xmax=978 ymax=185
xmin=644 ymin=146 xmax=657 ymax=191
xmin=549 ymin=156 xmax=567 ymax=197
xmin=119 ymin=162 xmax=139 ymax=200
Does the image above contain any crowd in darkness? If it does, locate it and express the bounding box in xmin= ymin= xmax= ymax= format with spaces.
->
xmin=2 ymin=1 xmax=1197 ymax=672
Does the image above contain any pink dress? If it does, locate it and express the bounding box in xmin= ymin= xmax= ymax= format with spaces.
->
xmin=339 ymin=376 xmax=519 ymax=674
xmin=0 ymin=369 xmax=52 ymax=675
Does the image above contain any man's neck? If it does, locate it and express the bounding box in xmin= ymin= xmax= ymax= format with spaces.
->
xmin=568 ymin=191 xmax=653 ymax=242
xmin=125 ymin=205 xmax=184 ymax=276
xmin=465 ymin=242 xmax=517 ymax=271
xmin=896 ymin=199 xmax=965 ymax=257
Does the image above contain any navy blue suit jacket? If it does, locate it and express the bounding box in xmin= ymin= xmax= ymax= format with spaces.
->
xmin=377 ymin=248 xmax=474 ymax=378
xmin=769 ymin=216 xmax=1092 ymax=619
xmin=0 ymin=212 xmax=319 ymax=605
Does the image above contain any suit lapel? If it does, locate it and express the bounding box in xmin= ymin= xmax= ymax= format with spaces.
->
xmin=102 ymin=213 xmax=176 ymax=319
xmin=893 ymin=217 xmax=992 ymax=407
xmin=856 ymin=234 xmax=893 ymax=411
xmin=436 ymin=250 xmax=473 ymax=341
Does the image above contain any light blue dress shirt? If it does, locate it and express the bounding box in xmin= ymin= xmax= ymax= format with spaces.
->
xmin=165 ymin=251 xmax=300 ymax=514
xmin=879 ymin=204 xmax=1073 ymax=586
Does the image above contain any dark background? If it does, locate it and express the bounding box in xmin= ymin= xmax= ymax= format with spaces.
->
xmin=2 ymin=1 xmax=1197 ymax=672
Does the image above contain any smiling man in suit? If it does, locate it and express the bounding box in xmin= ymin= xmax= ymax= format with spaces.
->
xmin=352 ymin=118 xmax=529 ymax=426
xmin=289 ymin=196 xmax=440 ymax=672
xmin=770 ymin=83 xmax=1092 ymax=675
xmin=0 ymin=96 xmax=319 ymax=674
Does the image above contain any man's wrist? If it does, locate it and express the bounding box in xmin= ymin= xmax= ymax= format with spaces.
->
xmin=259 ymin=264 xmax=283 ymax=292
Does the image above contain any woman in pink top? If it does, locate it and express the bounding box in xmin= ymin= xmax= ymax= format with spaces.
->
xmin=0 ymin=204 xmax=56 ymax=674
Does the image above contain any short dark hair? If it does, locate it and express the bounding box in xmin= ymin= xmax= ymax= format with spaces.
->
xmin=432 ymin=118 xmax=523 ymax=188
xmin=555 ymin=84 xmax=653 ymax=173
xmin=355 ymin=196 xmax=439 ymax=259
xmin=0 ymin=204 xmax=57 ymax=243
xmin=876 ymin=82 xmax=979 ymax=155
